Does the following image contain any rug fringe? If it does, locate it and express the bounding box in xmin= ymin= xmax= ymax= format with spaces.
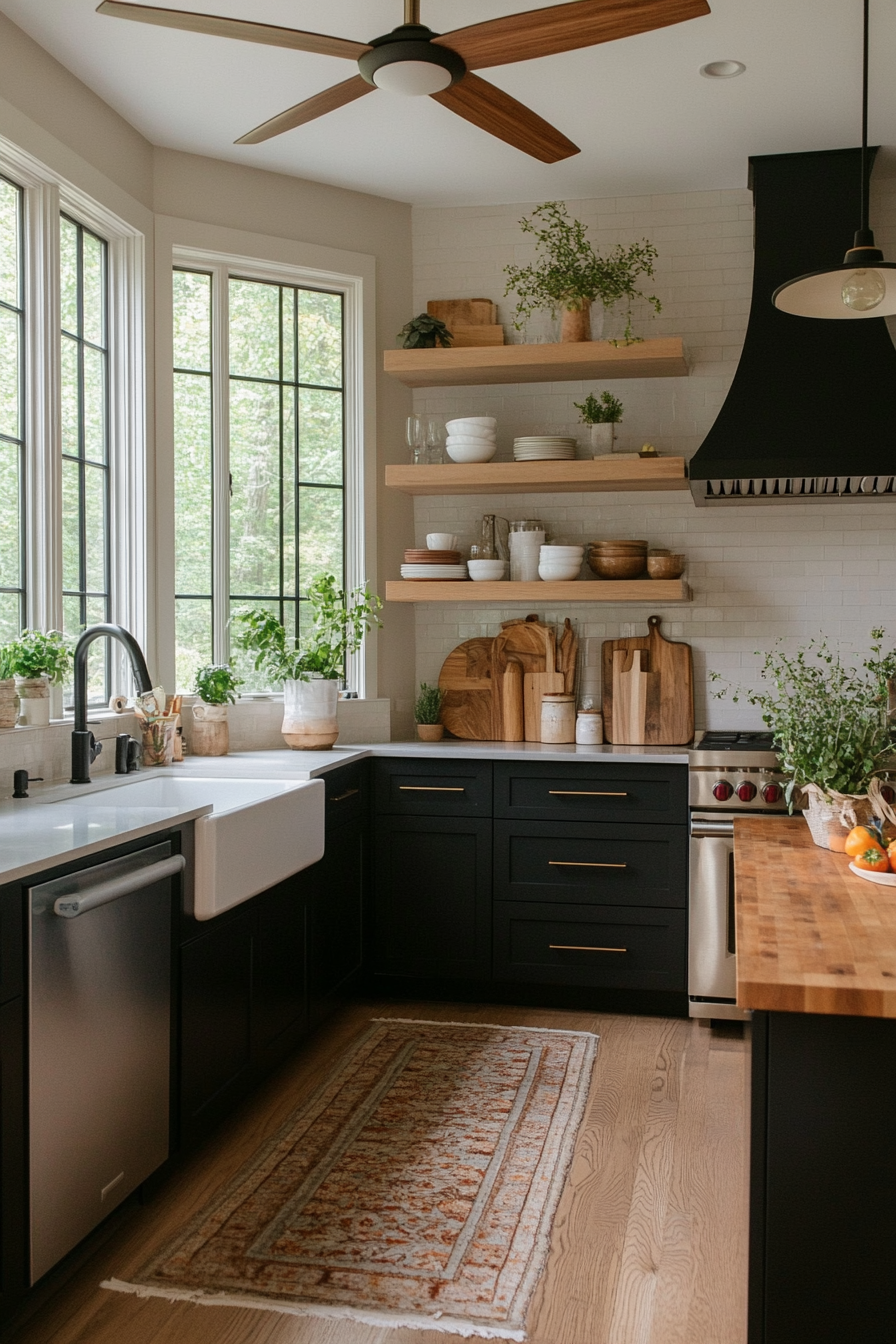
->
xmin=100 ymin=1279 xmax=526 ymax=1340
xmin=371 ymin=1017 xmax=601 ymax=1040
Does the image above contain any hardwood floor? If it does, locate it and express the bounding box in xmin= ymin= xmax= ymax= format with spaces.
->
xmin=7 ymin=1002 xmax=749 ymax=1344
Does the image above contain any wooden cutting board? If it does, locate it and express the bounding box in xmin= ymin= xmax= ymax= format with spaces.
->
xmin=492 ymin=618 xmax=555 ymax=739
xmin=611 ymin=649 xmax=655 ymax=745
xmin=450 ymin=325 xmax=505 ymax=347
xmin=602 ymin=615 xmax=694 ymax=744
xmin=427 ymin=298 xmax=497 ymax=326
xmin=438 ymin=637 xmax=495 ymax=740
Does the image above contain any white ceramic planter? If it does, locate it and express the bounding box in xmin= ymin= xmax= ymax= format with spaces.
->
xmin=282 ymin=677 xmax=339 ymax=751
xmin=191 ymin=702 xmax=229 ymax=756
xmin=589 ymin=423 xmax=615 ymax=455
xmin=0 ymin=679 xmax=17 ymax=730
xmin=16 ymin=675 xmax=50 ymax=727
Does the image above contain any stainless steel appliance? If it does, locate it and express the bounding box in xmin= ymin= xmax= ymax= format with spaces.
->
xmin=688 ymin=731 xmax=790 ymax=1020
xmin=29 ymin=841 xmax=184 ymax=1283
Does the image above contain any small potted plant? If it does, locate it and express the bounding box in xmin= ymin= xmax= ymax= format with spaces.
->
xmin=414 ymin=683 xmax=445 ymax=742
xmin=9 ymin=630 xmax=72 ymax=727
xmin=192 ymin=663 xmax=241 ymax=756
xmin=574 ymin=390 xmax=624 ymax=454
xmin=235 ymin=574 xmax=382 ymax=750
xmin=397 ymin=314 xmax=453 ymax=349
xmin=504 ymin=200 xmax=661 ymax=343
xmin=711 ymin=627 xmax=896 ymax=850
xmin=0 ymin=643 xmax=17 ymax=730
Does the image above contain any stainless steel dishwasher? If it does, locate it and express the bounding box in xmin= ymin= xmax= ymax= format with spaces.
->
xmin=28 ymin=840 xmax=184 ymax=1283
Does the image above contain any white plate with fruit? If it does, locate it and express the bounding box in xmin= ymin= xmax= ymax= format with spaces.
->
xmin=848 ymin=862 xmax=896 ymax=886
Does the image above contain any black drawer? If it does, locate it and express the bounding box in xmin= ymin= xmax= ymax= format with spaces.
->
xmin=0 ymin=883 xmax=22 ymax=1005
xmin=494 ymin=821 xmax=687 ymax=909
xmin=494 ymin=761 xmax=687 ymax=825
xmin=374 ymin=757 xmax=492 ymax=817
xmin=494 ymin=902 xmax=686 ymax=991
xmin=322 ymin=759 xmax=367 ymax=830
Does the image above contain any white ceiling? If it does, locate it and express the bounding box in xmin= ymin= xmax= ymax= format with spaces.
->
xmin=3 ymin=0 xmax=896 ymax=206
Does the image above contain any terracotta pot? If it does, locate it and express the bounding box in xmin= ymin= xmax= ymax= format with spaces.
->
xmin=560 ymin=301 xmax=592 ymax=342
xmin=191 ymin=702 xmax=229 ymax=756
xmin=15 ymin=675 xmax=49 ymax=727
xmin=416 ymin=723 xmax=444 ymax=742
xmin=282 ymin=677 xmax=339 ymax=750
xmin=0 ymin=679 xmax=17 ymax=730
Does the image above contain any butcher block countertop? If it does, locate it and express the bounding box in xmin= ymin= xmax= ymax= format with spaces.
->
xmin=735 ymin=815 xmax=896 ymax=1018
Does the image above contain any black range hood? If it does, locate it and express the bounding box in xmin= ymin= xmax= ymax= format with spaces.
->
xmin=688 ymin=148 xmax=896 ymax=505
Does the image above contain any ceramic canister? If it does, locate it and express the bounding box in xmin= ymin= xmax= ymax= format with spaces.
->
xmin=576 ymin=710 xmax=604 ymax=745
xmin=541 ymin=693 xmax=576 ymax=744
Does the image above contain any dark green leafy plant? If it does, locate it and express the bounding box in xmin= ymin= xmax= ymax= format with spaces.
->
xmin=574 ymin=391 xmax=624 ymax=424
xmin=0 ymin=644 xmax=16 ymax=681
xmin=504 ymin=201 xmax=661 ymax=342
xmin=414 ymin=682 xmax=444 ymax=725
xmin=236 ymin=574 xmax=383 ymax=684
xmin=710 ymin=628 xmax=896 ymax=808
xmin=8 ymin=630 xmax=72 ymax=683
xmin=194 ymin=663 xmax=241 ymax=705
xmin=397 ymin=314 xmax=453 ymax=349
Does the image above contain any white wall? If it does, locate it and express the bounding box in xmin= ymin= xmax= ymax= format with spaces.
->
xmin=410 ymin=185 xmax=896 ymax=731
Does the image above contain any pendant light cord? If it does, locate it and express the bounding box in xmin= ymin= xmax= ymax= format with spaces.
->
xmin=861 ymin=0 xmax=870 ymax=232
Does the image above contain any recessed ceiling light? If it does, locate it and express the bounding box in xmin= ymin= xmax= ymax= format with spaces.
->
xmin=700 ymin=60 xmax=746 ymax=79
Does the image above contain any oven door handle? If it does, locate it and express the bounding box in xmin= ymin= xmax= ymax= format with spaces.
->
xmin=691 ymin=820 xmax=735 ymax=839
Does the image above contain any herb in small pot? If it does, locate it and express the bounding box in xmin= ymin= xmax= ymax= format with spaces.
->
xmin=194 ymin=663 xmax=241 ymax=705
xmin=397 ymin=314 xmax=453 ymax=350
xmin=414 ymin=683 xmax=444 ymax=725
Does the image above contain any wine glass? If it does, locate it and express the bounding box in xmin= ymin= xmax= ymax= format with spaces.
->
xmin=422 ymin=415 xmax=445 ymax=464
xmin=406 ymin=414 xmax=424 ymax=464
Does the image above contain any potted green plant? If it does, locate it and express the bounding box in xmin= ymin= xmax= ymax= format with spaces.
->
xmin=397 ymin=314 xmax=453 ymax=349
xmin=504 ymin=200 xmax=661 ymax=343
xmin=574 ymin=390 xmax=624 ymax=454
xmin=711 ymin=627 xmax=896 ymax=850
xmin=414 ymin=683 xmax=445 ymax=742
xmin=235 ymin=574 xmax=382 ymax=750
xmin=0 ymin=643 xmax=17 ymax=730
xmin=8 ymin=630 xmax=72 ymax=727
xmin=192 ymin=663 xmax=241 ymax=757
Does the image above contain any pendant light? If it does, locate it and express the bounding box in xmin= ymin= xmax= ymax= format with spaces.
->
xmin=773 ymin=0 xmax=896 ymax=318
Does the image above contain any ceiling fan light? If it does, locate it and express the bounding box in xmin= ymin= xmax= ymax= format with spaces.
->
xmin=372 ymin=61 xmax=453 ymax=96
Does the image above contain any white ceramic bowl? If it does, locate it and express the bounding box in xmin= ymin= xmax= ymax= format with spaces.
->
xmin=446 ymin=441 xmax=497 ymax=463
xmin=426 ymin=532 xmax=459 ymax=550
xmin=538 ymin=563 xmax=582 ymax=582
xmin=446 ymin=416 xmax=497 ymax=433
xmin=540 ymin=545 xmax=584 ymax=558
xmin=445 ymin=432 xmax=497 ymax=447
xmin=467 ymin=559 xmax=507 ymax=581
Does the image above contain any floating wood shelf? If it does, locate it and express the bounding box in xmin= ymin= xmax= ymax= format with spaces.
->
xmin=386 ymin=579 xmax=691 ymax=604
xmin=385 ymin=457 xmax=687 ymax=496
xmin=383 ymin=337 xmax=687 ymax=388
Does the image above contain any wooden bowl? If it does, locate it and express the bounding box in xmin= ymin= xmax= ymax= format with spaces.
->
xmin=647 ymin=553 xmax=686 ymax=579
xmin=590 ymin=539 xmax=648 ymax=551
xmin=588 ymin=554 xmax=647 ymax=580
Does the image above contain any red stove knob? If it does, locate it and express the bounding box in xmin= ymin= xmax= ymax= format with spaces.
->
xmin=762 ymin=783 xmax=783 ymax=804
xmin=736 ymin=781 xmax=757 ymax=802
xmin=881 ymin=784 xmax=896 ymax=804
xmin=712 ymin=780 xmax=734 ymax=801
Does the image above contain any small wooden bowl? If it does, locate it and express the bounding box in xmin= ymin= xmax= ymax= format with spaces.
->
xmin=588 ymin=554 xmax=647 ymax=580
xmin=647 ymin=553 xmax=686 ymax=579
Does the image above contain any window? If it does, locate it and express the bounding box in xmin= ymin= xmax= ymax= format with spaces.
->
xmin=0 ymin=175 xmax=25 ymax=640
xmin=173 ymin=267 xmax=347 ymax=692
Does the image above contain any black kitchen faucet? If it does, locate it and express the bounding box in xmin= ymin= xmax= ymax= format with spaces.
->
xmin=70 ymin=625 xmax=153 ymax=784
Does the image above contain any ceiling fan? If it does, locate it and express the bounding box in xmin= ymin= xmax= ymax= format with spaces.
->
xmin=97 ymin=0 xmax=710 ymax=162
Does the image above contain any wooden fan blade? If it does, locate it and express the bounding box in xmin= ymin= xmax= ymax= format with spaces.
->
xmin=235 ymin=76 xmax=375 ymax=145
xmin=96 ymin=1 xmax=370 ymax=61
xmin=433 ymin=0 xmax=710 ymax=70
xmin=431 ymin=73 xmax=579 ymax=162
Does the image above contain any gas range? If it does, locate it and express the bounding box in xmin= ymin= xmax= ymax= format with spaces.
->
xmin=688 ymin=730 xmax=790 ymax=812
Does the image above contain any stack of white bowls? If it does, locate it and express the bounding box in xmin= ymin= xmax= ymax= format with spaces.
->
xmin=445 ymin=416 xmax=497 ymax=463
xmin=538 ymin=544 xmax=584 ymax=581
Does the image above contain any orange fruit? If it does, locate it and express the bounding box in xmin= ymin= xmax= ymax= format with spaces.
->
xmin=854 ymin=848 xmax=890 ymax=873
xmin=845 ymin=826 xmax=885 ymax=858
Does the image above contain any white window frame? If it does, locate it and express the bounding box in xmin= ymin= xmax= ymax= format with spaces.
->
xmin=157 ymin=217 xmax=377 ymax=699
xmin=0 ymin=133 xmax=146 ymax=707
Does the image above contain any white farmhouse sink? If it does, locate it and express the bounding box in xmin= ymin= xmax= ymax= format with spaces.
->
xmin=58 ymin=776 xmax=325 ymax=919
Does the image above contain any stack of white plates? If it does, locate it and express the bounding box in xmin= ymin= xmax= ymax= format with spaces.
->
xmin=513 ymin=436 xmax=576 ymax=461
xmin=400 ymin=564 xmax=468 ymax=581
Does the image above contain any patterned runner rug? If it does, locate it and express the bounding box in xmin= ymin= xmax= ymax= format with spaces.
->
xmin=105 ymin=1018 xmax=598 ymax=1340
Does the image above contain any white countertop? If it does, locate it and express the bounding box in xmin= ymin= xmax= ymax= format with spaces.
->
xmin=0 ymin=739 xmax=688 ymax=887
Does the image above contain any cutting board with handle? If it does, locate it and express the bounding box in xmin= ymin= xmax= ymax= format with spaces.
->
xmin=427 ymin=298 xmax=497 ymax=326
xmin=602 ymin=615 xmax=694 ymax=744
xmin=492 ymin=617 xmax=555 ymax=739
xmin=438 ymin=637 xmax=495 ymax=740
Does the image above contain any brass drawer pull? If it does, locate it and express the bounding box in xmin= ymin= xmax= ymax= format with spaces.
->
xmin=399 ymin=785 xmax=465 ymax=793
xmin=329 ymin=787 xmax=359 ymax=803
xmin=548 ymin=790 xmax=628 ymax=797
xmin=550 ymin=944 xmax=628 ymax=954
xmin=548 ymin=860 xmax=627 ymax=869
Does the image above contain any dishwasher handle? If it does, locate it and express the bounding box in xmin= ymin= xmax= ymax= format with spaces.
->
xmin=53 ymin=854 xmax=185 ymax=918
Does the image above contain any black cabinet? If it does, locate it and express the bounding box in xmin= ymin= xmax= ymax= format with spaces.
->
xmin=374 ymin=757 xmax=492 ymax=817
xmin=253 ymin=876 xmax=308 ymax=1076
xmin=494 ymin=761 xmax=687 ymax=825
xmin=307 ymin=813 xmax=365 ymax=1029
xmin=0 ymin=995 xmax=25 ymax=1317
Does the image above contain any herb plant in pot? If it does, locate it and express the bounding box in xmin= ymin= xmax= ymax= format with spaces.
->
xmin=504 ymin=201 xmax=662 ymax=344
xmin=574 ymin=391 xmax=624 ymax=455
xmin=235 ymin=575 xmax=382 ymax=751
xmin=415 ymin=683 xmax=444 ymax=742
xmin=711 ymin=628 xmax=896 ymax=850
xmin=192 ymin=664 xmax=241 ymax=757
xmin=9 ymin=630 xmax=72 ymax=727
xmin=0 ymin=644 xmax=17 ymax=730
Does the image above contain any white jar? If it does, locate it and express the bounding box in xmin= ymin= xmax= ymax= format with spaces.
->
xmin=576 ymin=710 xmax=604 ymax=745
xmin=541 ymin=693 xmax=576 ymax=744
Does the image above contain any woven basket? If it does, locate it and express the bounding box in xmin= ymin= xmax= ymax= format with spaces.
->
xmin=802 ymin=789 xmax=877 ymax=851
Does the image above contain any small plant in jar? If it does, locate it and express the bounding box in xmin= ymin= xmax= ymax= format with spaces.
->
xmin=414 ymin=682 xmax=445 ymax=741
